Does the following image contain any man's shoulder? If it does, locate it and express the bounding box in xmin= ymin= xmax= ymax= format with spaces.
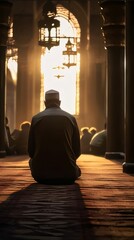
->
xmin=32 ymin=110 xmax=45 ymax=119
xmin=33 ymin=108 xmax=74 ymax=118
xmin=58 ymin=109 xmax=77 ymax=123
xmin=59 ymin=108 xmax=74 ymax=117
xmin=31 ymin=108 xmax=76 ymax=126
xmin=31 ymin=110 xmax=46 ymax=125
xmin=31 ymin=111 xmax=45 ymax=122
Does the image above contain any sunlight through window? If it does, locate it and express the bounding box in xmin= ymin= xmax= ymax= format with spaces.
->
xmin=40 ymin=6 xmax=80 ymax=115
xmin=7 ymin=58 xmax=18 ymax=85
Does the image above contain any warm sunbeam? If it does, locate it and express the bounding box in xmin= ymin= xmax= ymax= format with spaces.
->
xmin=40 ymin=12 xmax=80 ymax=115
xmin=7 ymin=57 xmax=18 ymax=85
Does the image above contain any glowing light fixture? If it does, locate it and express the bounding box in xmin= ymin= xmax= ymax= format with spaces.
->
xmin=62 ymin=1 xmax=77 ymax=68
xmin=63 ymin=38 xmax=77 ymax=68
xmin=38 ymin=0 xmax=60 ymax=50
xmin=7 ymin=22 xmax=18 ymax=60
xmin=38 ymin=0 xmax=78 ymax=67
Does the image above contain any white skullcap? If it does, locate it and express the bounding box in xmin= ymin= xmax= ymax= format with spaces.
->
xmin=45 ymin=89 xmax=60 ymax=101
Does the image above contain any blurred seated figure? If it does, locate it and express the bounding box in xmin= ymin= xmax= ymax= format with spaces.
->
xmin=14 ymin=121 xmax=31 ymax=155
xmin=80 ymin=127 xmax=92 ymax=154
xmin=89 ymin=127 xmax=97 ymax=138
xmin=5 ymin=117 xmax=16 ymax=155
xmin=11 ymin=128 xmax=20 ymax=141
xmin=89 ymin=129 xmax=106 ymax=156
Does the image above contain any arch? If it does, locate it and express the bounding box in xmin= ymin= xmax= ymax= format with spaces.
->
xmin=40 ymin=4 xmax=81 ymax=115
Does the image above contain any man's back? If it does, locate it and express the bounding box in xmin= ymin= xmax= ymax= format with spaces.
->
xmin=28 ymin=103 xmax=81 ymax=183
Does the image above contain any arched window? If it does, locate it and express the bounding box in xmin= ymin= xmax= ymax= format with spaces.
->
xmin=40 ymin=5 xmax=80 ymax=115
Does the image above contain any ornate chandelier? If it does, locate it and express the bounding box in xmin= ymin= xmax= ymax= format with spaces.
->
xmin=38 ymin=0 xmax=78 ymax=67
xmin=38 ymin=0 xmax=60 ymax=50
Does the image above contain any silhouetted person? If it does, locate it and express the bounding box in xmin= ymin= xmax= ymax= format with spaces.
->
xmin=5 ymin=117 xmax=16 ymax=155
xmin=11 ymin=127 xmax=20 ymax=141
xmin=89 ymin=128 xmax=106 ymax=156
xmin=89 ymin=127 xmax=97 ymax=138
xmin=80 ymin=127 xmax=92 ymax=154
xmin=28 ymin=89 xmax=81 ymax=184
xmin=15 ymin=121 xmax=31 ymax=155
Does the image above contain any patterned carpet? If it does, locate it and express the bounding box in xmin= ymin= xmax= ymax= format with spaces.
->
xmin=0 ymin=155 xmax=134 ymax=240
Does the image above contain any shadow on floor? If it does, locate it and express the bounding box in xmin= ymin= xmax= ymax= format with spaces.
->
xmin=0 ymin=182 xmax=95 ymax=240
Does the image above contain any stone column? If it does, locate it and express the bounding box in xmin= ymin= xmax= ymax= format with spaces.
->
xmin=0 ymin=0 xmax=13 ymax=158
xmin=123 ymin=1 xmax=134 ymax=173
xmin=99 ymin=0 xmax=125 ymax=159
xmin=13 ymin=6 xmax=41 ymax=128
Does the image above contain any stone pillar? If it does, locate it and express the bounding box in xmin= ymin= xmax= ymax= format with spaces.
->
xmin=123 ymin=1 xmax=134 ymax=173
xmin=13 ymin=7 xmax=41 ymax=128
xmin=99 ymin=0 xmax=125 ymax=159
xmin=0 ymin=0 xmax=13 ymax=158
xmin=16 ymin=46 xmax=29 ymax=126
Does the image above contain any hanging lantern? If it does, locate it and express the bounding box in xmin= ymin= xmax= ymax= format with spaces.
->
xmin=63 ymin=38 xmax=77 ymax=68
xmin=38 ymin=0 xmax=60 ymax=50
xmin=6 ymin=22 xmax=18 ymax=60
xmin=38 ymin=17 xmax=60 ymax=50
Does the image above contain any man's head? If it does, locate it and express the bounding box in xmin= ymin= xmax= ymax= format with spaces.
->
xmin=44 ymin=89 xmax=61 ymax=108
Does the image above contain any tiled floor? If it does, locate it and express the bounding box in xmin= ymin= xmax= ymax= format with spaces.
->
xmin=0 ymin=154 xmax=134 ymax=239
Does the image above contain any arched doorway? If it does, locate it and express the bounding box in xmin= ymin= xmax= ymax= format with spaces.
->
xmin=40 ymin=4 xmax=81 ymax=115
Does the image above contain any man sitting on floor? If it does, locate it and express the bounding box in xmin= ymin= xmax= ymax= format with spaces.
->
xmin=28 ymin=89 xmax=81 ymax=184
